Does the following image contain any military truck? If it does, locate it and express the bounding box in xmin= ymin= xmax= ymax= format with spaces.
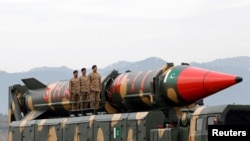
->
xmin=7 ymin=63 xmax=248 ymax=141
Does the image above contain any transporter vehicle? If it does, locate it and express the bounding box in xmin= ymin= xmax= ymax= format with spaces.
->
xmin=8 ymin=63 xmax=249 ymax=141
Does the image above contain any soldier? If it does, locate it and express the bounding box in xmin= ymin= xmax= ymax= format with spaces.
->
xmin=88 ymin=65 xmax=102 ymax=110
xmin=69 ymin=70 xmax=80 ymax=112
xmin=79 ymin=68 xmax=90 ymax=110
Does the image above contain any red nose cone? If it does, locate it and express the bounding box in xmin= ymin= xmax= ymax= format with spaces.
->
xmin=203 ymin=71 xmax=242 ymax=94
xmin=177 ymin=67 xmax=242 ymax=103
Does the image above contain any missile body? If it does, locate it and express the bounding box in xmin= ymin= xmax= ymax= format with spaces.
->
xmin=104 ymin=64 xmax=242 ymax=112
xmin=21 ymin=64 xmax=242 ymax=116
xmin=23 ymin=80 xmax=70 ymax=116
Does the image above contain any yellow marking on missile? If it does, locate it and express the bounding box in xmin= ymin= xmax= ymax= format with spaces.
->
xmin=161 ymin=65 xmax=168 ymax=72
xmin=120 ymin=73 xmax=129 ymax=97
xmin=141 ymin=97 xmax=151 ymax=106
xmin=167 ymin=88 xmax=179 ymax=104
xmin=48 ymin=126 xmax=57 ymax=141
xmin=27 ymin=96 xmax=35 ymax=111
xmin=139 ymin=90 xmax=151 ymax=106
xmin=111 ymin=114 xmax=122 ymax=127
xmin=104 ymin=102 xmax=117 ymax=114
xmin=38 ymin=119 xmax=47 ymax=131
xmin=62 ymin=96 xmax=70 ymax=111
xmin=139 ymin=90 xmax=143 ymax=97
xmin=97 ymin=128 xmax=104 ymax=141
xmin=74 ymin=125 xmax=80 ymax=141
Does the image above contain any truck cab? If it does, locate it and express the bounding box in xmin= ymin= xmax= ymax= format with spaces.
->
xmin=189 ymin=104 xmax=250 ymax=141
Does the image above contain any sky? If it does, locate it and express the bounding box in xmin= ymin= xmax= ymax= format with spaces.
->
xmin=0 ymin=0 xmax=250 ymax=73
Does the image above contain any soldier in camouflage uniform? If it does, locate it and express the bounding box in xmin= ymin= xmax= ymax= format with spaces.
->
xmin=88 ymin=65 xmax=102 ymax=110
xmin=69 ymin=70 xmax=80 ymax=111
xmin=79 ymin=68 xmax=90 ymax=110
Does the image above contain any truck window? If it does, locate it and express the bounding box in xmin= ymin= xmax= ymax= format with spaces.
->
xmin=207 ymin=116 xmax=214 ymax=125
xmin=207 ymin=116 xmax=217 ymax=125
xmin=206 ymin=116 xmax=219 ymax=130
xmin=196 ymin=117 xmax=203 ymax=131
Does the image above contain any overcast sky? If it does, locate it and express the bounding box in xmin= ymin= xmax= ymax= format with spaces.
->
xmin=0 ymin=0 xmax=250 ymax=73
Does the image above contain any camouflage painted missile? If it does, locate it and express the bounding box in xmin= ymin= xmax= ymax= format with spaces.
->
xmin=104 ymin=64 xmax=242 ymax=112
xmin=21 ymin=79 xmax=71 ymax=117
xmin=18 ymin=63 xmax=242 ymax=118
xmin=7 ymin=63 xmax=245 ymax=141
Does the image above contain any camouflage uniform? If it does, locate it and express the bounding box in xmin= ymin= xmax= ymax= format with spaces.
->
xmin=69 ymin=77 xmax=80 ymax=110
xmin=88 ymin=72 xmax=102 ymax=109
xmin=80 ymin=75 xmax=90 ymax=109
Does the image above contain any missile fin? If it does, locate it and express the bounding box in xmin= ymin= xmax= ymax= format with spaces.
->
xmin=21 ymin=78 xmax=47 ymax=90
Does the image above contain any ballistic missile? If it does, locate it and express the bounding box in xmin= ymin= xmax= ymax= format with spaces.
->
xmin=16 ymin=63 xmax=242 ymax=119
xmin=103 ymin=64 xmax=242 ymax=112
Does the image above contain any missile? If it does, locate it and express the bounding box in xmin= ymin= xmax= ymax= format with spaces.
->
xmin=21 ymin=79 xmax=70 ymax=117
xmin=19 ymin=63 xmax=242 ymax=118
xmin=104 ymin=64 xmax=242 ymax=112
